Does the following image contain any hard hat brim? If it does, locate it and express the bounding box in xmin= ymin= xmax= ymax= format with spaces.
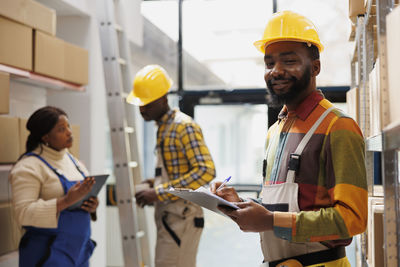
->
xmin=126 ymin=90 xmax=170 ymax=106
xmin=254 ymin=38 xmax=324 ymax=54
xmin=126 ymin=91 xmax=145 ymax=106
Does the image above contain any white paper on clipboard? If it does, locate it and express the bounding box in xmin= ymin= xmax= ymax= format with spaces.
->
xmin=165 ymin=187 xmax=239 ymax=216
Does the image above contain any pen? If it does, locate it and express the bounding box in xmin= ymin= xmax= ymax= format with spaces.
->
xmin=216 ymin=176 xmax=231 ymax=191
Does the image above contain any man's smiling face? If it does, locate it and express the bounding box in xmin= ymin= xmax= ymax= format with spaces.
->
xmin=264 ymin=41 xmax=315 ymax=105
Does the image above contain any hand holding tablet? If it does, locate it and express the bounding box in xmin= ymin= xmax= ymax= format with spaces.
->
xmin=67 ymin=174 xmax=110 ymax=210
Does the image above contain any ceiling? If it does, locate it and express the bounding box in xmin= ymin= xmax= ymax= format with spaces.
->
xmin=141 ymin=0 xmax=353 ymax=89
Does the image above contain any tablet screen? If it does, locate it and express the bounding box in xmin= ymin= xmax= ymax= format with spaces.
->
xmin=67 ymin=174 xmax=110 ymax=210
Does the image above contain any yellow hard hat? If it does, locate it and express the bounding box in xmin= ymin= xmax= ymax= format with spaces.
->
xmin=254 ymin=10 xmax=324 ymax=54
xmin=127 ymin=65 xmax=173 ymax=106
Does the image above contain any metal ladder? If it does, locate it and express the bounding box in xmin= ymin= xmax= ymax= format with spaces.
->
xmin=96 ymin=1 xmax=151 ymax=266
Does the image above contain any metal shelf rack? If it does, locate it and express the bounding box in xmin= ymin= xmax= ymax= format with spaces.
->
xmin=350 ymin=0 xmax=399 ymax=266
xmin=0 ymin=64 xmax=85 ymax=92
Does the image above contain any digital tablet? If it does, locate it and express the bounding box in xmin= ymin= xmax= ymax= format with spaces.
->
xmin=67 ymin=174 xmax=110 ymax=210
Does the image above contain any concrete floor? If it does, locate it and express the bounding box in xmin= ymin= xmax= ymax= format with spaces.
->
xmin=197 ymin=208 xmax=263 ymax=267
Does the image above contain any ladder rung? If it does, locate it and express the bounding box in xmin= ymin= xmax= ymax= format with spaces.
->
xmin=129 ymin=161 xmax=138 ymax=168
xmin=125 ymin=127 xmax=134 ymax=133
xmin=121 ymin=91 xmax=129 ymax=99
xmin=118 ymin=58 xmax=127 ymax=65
xmin=136 ymin=231 xmax=145 ymax=239
xmin=114 ymin=23 xmax=123 ymax=32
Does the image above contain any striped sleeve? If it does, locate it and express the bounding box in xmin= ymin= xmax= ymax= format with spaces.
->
xmin=273 ymin=116 xmax=368 ymax=242
xmin=155 ymin=122 xmax=216 ymax=201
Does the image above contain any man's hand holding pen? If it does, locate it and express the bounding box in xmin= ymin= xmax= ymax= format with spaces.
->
xmin=210 ymin=179 xmax=241 ymax=203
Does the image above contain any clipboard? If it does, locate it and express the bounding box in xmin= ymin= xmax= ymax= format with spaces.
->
xmin=67 ymin=174 xmax=110 ymax=210
xmin=165 ymin=186 xmax=239 ymax=216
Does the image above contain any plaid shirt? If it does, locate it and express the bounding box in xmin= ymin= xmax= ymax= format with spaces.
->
xmin=155 ymin=109 xmax=216 ymax=201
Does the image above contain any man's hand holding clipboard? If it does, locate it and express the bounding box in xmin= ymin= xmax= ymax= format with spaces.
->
xmin=210 ymin=177 xmax=274 ymax=232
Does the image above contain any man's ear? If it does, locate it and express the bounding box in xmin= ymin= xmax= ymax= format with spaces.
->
xmin=311 ymin=59 xmax=321 ymax=77
xmin=162 ymin=95 xmax=169 ymax=106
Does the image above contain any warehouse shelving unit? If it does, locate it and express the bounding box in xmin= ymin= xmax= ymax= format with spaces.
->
xmin=0 ymin=64 xmax=85 ymax=91
xmin=350 ymin=0 xmax=399 ymax=266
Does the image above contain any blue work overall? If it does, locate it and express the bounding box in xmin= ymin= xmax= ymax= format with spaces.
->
xmin=18 ymin=153 xmax=95 ymax=267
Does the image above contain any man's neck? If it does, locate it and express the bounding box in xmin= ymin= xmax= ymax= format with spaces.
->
xmin=286 ymin=82 xmax=317 ymax=111
xmin=156 ymin=106 xmax=171 ymax=123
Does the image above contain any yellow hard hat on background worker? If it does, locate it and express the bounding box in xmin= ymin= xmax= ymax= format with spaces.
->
xmin=127 ymin=65 xmax=173 ymax=106
xmin=253 ymin=10 xmax=324 ymax=54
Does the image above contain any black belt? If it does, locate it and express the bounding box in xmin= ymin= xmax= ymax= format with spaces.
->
xmin=268 ymin=246 xmax=346 ymax=267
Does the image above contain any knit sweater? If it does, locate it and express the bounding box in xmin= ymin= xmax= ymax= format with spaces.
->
xmin=9 ymin=145 xmax=88 ymax=228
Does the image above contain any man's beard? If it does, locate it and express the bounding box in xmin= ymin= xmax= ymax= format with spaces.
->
xmin=266 ymin=66 xmax=311 ymax=107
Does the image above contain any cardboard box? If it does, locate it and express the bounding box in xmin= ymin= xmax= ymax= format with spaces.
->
xmin=367 ymin=197 xmax=384 ymax=267
xmin=34 ymin=31 xmax=89 ymax=85
xmin=0 ymin=202 xmax=23 ymax=255
xmin=349 ymin=0 xmax=365 ymax=22
xmin=0 ymin=0 xmax=56 ymax=36
xmin=372 ymin=210 xmax=384 ymax=267
xmin=27 ymin=0 xmax=56 ymax=36
xmin=0 ymin=16 xmax=32 ymax=70
xmin=69 ymin=124 xmax=80 ymax=158
xmin=0 ymin=116 xmax=20 ymax=163
xmin=34 ymin=30 xmax=65 ymax=81
xmin=64 ymin=42 xmax=89 ymax=85
xmin=386 ymin=6 xmax=400 ymax=127
xmin=0 ymin=169 xmax=12 ymax=203
xmin=0 ymin=72 xmax=10 ymax=114
xmin=346 ymin=87 xmax=359 ymax=124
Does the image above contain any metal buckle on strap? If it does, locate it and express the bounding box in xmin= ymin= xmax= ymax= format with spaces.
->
xmin=288 ymin=153 xmax=300 ymax=172
xmin=262 ymin=159 xmax=267 ymax=178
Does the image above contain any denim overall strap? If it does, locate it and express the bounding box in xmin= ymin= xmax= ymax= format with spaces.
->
xmin=25 ymin=152 xmax=70 ymax=194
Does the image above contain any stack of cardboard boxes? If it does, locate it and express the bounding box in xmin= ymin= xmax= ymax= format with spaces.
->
xmin=0 ymin=0 xmax=84 ymax=163
xmin=0 ymin=0 xmax=88 ymax=85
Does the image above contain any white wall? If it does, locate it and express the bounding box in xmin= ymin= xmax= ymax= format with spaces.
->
xmin=9 ymin=82 xmax=47 ymax=118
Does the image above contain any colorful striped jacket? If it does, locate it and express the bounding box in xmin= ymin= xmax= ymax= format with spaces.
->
xmin=155 ymin=109 xmax=216 ymax=201
xmin=266 ymin=90 xmax=368 ymax=244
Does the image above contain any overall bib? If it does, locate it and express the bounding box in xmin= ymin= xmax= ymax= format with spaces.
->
xmin=19 ymin=153 xmax=95 ymax=267
xmin=154 ymin=112 xmax=204 ymax=267
xmin=259 ymin=107 xmax=350 ymax=267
